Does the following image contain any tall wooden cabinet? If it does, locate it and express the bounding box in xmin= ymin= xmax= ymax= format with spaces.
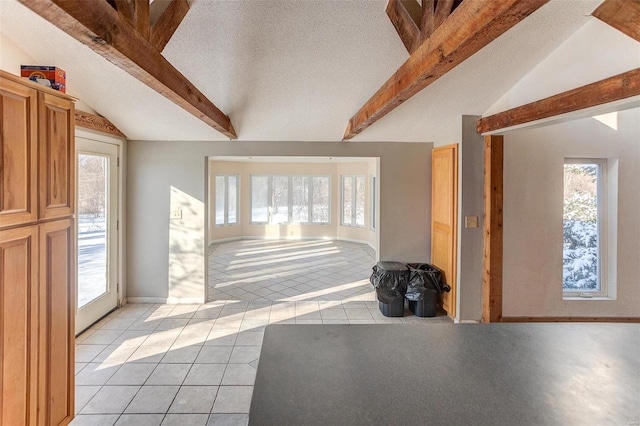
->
xmin=1 ymin=70 xmax=75 ymax=426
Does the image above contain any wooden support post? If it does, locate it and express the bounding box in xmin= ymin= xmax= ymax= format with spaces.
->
xmin=482 ymin=135 xmax=503 ymax=323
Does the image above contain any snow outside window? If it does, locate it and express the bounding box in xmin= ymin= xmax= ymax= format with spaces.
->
xmin=563 ymin=159 xmax=609 ymax=297
xmin=341 ymin=175 xmax=365 ymax=227
xmin=215 ymin=175 xmax=238 ymax=226
xmin=371 ymin=176 xmax=376 ymax=230
xmin=250 ymin=175 xmax=330 ymax=224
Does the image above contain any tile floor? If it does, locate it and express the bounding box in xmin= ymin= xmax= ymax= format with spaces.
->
xmin=74 ymin=239 xmax=450 ymax=425
xmin=208 ymin=239 xmax=376 ymax=302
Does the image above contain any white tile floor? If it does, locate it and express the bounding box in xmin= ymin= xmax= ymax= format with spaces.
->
xmin=74 ymin=239 xmax=450 ymax=425
xmin=208 ymin=240 xmax=376 ymax=302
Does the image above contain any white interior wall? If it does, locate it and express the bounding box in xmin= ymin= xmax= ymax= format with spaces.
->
xmin=0 ymin=35 xmax=34 ymax=75
xmin=0 ymin=35 xmax=99 ymax=114
xmin=503 ymin=108 xmax=640 ymax=318
xmin=484 ymin=18 xmax=640 ymax=116
xmin=127 ymin=141 xmax=431 ymax=302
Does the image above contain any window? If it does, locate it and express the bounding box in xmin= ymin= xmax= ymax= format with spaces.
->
xmin=215 ymin=175 xmax=238 ymax=226
xmin=250 ymin=175 xmax=330 ymax=224
xmin=341 ymin=176 xmax=365 ymax=227
xmin=563 ymin=159 xmax=607 ymax=296
xmin=371 ymin=176 xmax=376 ymax=230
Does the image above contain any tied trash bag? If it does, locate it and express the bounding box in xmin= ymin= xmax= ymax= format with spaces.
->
xmin=369 ymin=261 xmax=409 ymax=304
xmin=405 ymin=263 xmax=450 ymax=301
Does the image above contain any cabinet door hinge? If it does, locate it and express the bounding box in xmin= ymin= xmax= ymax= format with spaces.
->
xmin=117 ymin=220 xmax=119 ymax=231
xmin=117 ymin=157 xmax=120 ymax=167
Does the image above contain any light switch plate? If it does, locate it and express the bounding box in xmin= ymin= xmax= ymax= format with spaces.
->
xmin=170 ymin=209 xmax=182 ymax=219
xmin=465 ymin=216 xmax=478 ymax=228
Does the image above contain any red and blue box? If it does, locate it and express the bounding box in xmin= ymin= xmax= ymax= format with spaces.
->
xmin=20 ymin=65 xmax=66 ymax=93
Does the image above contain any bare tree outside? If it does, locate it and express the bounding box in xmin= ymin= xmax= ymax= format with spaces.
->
xmin=77 ymin=153 xmax=108 ymax=307
xmin=78 ymin=154 xmax=107 ymax=231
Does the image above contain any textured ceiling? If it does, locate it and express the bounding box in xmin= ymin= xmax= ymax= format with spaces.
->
xmin=0 ymin=0 xmax=600 ymax=142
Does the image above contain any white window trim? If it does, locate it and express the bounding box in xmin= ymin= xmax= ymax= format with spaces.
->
xmin=341 ymin=175 xmax=365 ymax=227
xmin=215 ymin=174 xmax=239 ymax=227
xmin=250 ymin=175 xmax=331 ymax=225
xmin=562 ymin=158 xmax=617 ymax=300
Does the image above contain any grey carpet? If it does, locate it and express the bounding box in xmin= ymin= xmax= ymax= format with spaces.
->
xmin=250 ymin=323 xmax=639 ymax=425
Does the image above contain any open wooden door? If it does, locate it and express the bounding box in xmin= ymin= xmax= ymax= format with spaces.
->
xmin=431 ymin=144 xmax=458 ymax=318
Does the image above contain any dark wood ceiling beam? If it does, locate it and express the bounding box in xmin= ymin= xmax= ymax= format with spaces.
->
xmin=433 ymin=0 xmax=454 ymax=29
xmin=19 ymin=0 xmax=237 ymax=139
xmin=344 ymin=0 xmax=549 ymax=140
xmin=386 ymin=0 xmax=421 ymax=54
xmin=421 ymin=0 xmax=435 ymax=41
xmin=593 ymin=0 xmax=640 ymax=42
xmin=150 ymin=0 xmax=190 ymax=52
xmin=400 ymin=0 xmax=423 ymax=24
xmin=476 ymin=68 xmax=640 ymax=134
xmin=75 ymin=110 xmax=126 ymax=138
xmin=114 ymin=0 xmax=150 ymax=39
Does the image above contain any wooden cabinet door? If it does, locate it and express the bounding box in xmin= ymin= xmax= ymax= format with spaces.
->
xmin=39 ymin=93 xmax=75 ymax=221
xmin=0 ymin=226 xmax=39 ymax=426
xmin=0 ymin=77 xmax=38 ymax=229
xmin=38 ymin=219 xmax=75 ymax=426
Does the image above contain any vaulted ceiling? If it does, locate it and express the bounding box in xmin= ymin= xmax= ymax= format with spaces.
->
xmin=0 ymin=0 xmax=604 ymax=141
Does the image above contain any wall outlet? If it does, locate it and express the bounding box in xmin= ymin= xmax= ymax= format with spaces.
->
xmin=464 ymin=216 xmax=478 ymax=228
xmin=170 ymin=209 xmax=182 ymax=219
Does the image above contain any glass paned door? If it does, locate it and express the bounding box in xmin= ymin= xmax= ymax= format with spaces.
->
xmin=76 ymin=138 xmax=118 ymax=334
xmin=78 ymin=154 xmax=108 ymax=307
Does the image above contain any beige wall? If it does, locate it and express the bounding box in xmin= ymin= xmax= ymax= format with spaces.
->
xmin=502 ymin=108 xmax=640 ymax=318
xmin=127 ymin=141 xmax=432 ymax=301
xmin=456 ymin=116 xmax=484 ymax=322
xmin=208 ymin=160 xmax=378 ymax=247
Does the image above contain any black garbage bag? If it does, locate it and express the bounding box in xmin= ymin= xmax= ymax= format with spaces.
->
xmin=369 ymin=261 xmax=409 ymax=302
xmin=405 ymin=263 xmax=450 ymax=301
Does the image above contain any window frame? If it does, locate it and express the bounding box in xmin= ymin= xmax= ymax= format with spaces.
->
xmin=341 ymin=175 xmax=366 ymax=228
xmin=562 ymin=158 xmax=608 ymax=298
xmin=250 ymin=175 xmax=331 ymax=225
xmin=215 ymin=174 xmax=239 ymax=227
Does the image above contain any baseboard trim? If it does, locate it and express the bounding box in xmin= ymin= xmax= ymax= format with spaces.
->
xmin=127 ymin=297 xmax=205 ymax=304
xmin=208 ymin=237 xmax=243 ymax=246
xmin=209 ymin=236 xmax=376 ymax=252
xmin=501 ymin=316 xmax=640 ymax=323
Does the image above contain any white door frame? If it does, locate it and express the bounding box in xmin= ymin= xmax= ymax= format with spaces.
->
xmin=75 ymin=130 xmax=124 ymax=334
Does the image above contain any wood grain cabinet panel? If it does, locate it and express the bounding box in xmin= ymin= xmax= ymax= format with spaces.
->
xmin=0 ymin=77 xmax=38 ymax=229
xmin=38 ymin=219 xmax=75 ymax=426
xmin=39 ymin=93 xmax=74 ymax=221
xmin=0 ymin=72 xmax=76 ymax=425
xmin=0 ymin=226 xmax=39 ymax=426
